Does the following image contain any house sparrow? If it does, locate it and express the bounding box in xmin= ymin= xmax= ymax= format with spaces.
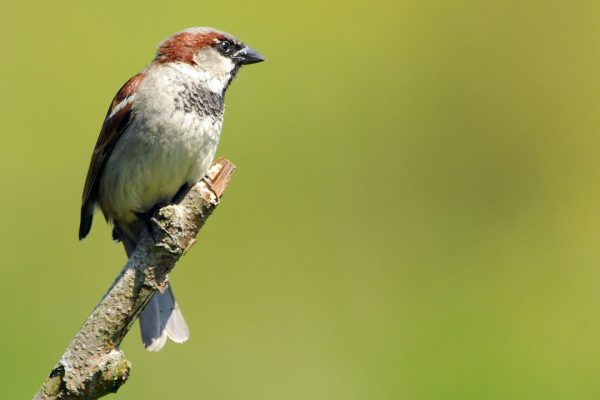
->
xmin=79 ymin=27 xmax=265 ymax=351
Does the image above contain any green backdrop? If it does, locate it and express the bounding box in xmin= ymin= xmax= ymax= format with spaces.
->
xmin=3 ymin=1 xmax=600 ymax=398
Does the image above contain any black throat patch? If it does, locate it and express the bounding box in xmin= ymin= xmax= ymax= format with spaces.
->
xmin=174 ymin=83 xmax=224 ymax=117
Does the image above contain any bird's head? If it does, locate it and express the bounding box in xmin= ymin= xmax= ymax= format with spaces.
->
xmin=153 ymin=27 xmax=265 ymax=92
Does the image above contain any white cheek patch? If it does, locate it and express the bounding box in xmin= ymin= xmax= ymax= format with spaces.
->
xmin=192 ymin=48 xmax=235 ymax=93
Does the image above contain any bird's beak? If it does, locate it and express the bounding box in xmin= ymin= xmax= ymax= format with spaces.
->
xmin=234 ymin=46 xmax=266 ymax=65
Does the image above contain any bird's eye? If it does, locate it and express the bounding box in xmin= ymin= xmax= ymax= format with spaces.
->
xmin=218 ymin=40 xmax=233 ymax=55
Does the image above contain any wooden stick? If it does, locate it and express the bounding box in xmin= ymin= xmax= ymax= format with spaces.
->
xmin=34 ymin=158 xmax=236 ymax=400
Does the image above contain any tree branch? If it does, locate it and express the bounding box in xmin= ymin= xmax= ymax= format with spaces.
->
xmin=34 ymin=158 xmax=236 ymax=400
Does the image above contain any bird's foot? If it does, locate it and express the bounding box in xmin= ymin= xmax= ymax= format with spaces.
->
xmin=135 ymin=205 xmax=176 ymax=245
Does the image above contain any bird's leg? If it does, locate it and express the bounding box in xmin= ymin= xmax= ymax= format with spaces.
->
xmin=135 ymin=203 xmax=175 ymax=244
xmin=112 ymin=226 xmax=122 ymax=242
xmin=171 ymin=183 xmax=191 ymax=204
xmin=135 ymin=182 xmax=190 ymax=245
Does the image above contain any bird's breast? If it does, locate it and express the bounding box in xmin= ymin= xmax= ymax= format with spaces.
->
xmin=98 ymin=73 xmax=224 ymax=226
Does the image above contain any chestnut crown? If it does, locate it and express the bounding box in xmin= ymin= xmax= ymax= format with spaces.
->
xmin=154 ymin=27 xmax=265 ymax=67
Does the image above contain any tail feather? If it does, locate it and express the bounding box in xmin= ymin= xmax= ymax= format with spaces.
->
xmin=79 ymin=203 xmax=94 ymax=240
xmin=139 ymin=286 xmax=189 ymax=351
xmin=165 ymin=295 xmax=190 ymax=343
xmin=140 ymin=292 xmax=168 ymax=351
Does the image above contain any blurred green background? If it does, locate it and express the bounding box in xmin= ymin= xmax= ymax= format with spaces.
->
xmin=3 ymin=0 xmax=600 ymax=398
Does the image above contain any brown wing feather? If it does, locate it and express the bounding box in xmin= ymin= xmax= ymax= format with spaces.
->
xmin=79 ymin=73 xmax=145 ymax=239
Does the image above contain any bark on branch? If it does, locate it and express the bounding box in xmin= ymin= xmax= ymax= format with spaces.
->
xmin=34 ymin=158 xmax=236 ymax=400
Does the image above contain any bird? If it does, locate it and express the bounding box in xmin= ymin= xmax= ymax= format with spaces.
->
xmin=79 ymin=27 xmax=265 ymax=351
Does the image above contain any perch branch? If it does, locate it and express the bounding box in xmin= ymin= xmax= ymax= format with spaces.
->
xmin=34 ymin=158 xmax=236 ymax=400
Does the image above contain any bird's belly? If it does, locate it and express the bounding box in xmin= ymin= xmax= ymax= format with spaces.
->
xmin=99 ymin=115 xmax=221 ymax=225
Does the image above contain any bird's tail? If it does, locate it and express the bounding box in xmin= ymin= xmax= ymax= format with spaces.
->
xmin=140 ymin=286 xmax=190 ymax=351
xmin=121 ymin=226 xmax=190 ymax=351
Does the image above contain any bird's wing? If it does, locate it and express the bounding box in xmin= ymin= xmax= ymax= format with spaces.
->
xmin=79 ymin=72 xmax=145 ymax=239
